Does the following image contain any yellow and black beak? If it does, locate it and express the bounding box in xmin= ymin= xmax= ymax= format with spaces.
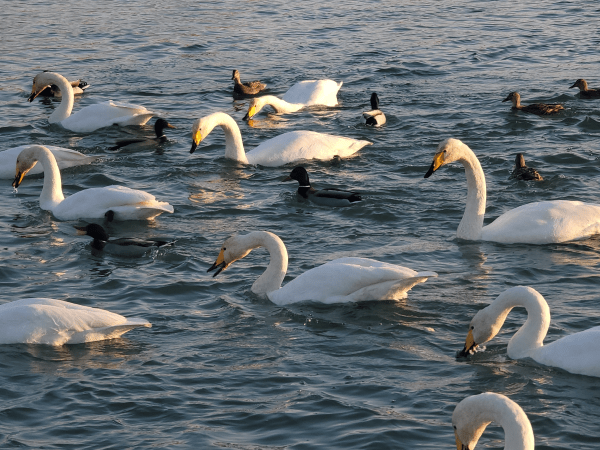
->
xmin=12 ymin=171 xmax=25 ymax=188
xmin=207 ymin=248 xmax=229 ymax=277
xmin=457 ymin=329 xmax=477 ymax=358
xmin=454 ymin=429 xmax=467 ymax=450
xmin=190 ymin=129 xmax=202 ymax=154
xmin=243 ymin=105 xmax=256 ymax=121
xmin=424 ymin=151 xmax=445 ymax=178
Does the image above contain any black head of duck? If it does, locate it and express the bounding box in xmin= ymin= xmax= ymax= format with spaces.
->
xmin=109 ymin=118 xmax=176 ymax=150
xmin=502 ymin=92 xmax=564 ymax=115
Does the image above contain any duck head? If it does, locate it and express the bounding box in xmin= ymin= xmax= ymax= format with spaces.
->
xmin=515 ymin=153 xmax=526 ymax=169
xmin=370 ymin=92 xmax=380 ymax=110
xmin=74 ymin=223 xmax=110 ymax=241
xmin=207 ymin=234 xmax=253 ymax=277
xmin=569 ymin=79 xmax=587 ymax=90
xmin=424 ymin=138 xmax=465 ymax=178
xmin=231 ymin=69 xmax=240 ymax=81
xmin=154 ymin=118 xmax=176 ymax=137
xmin=282 ymin=166 xmax=310 ymax=186
xmin=502 ymin=92 xmax=520 ymax=107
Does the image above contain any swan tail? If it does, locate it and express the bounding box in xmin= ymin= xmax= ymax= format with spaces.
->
xmin=107 ymin=203 xmax=174 ymax=221
xmin=112 ymin=113 xmax=154 ymax=127
xmin=333 ymin=273 xmax=437 ymax=303
xmin=66 ymin=319 xmax=151 ymax=344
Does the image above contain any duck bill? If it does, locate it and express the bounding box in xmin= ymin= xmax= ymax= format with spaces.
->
xmin=190 ymin=130 xmax=202 ymax=154
xmin=424 ymin=152 xmax=444 ymax=178
xmin=207 ymin=248 xmax=229 ymax=277
xmin=243 ymin=106 xmax=256 ymax=121
xmin=501 ymin=95 xmax=511 ymax=102
xmin=457 ymin=329 xmax=477 ymax=357
xmin=569 ymin=82 xmax=577 ymax=89
xmin=281 ymin=176 xmax=292 ymax=182
xmin=73 ymin=226 xmax=88 ymax=236
xmin=12 ymin=171 xmax=25 ymax=188
xmin=166 ymin=123 xmax=177 ymax=129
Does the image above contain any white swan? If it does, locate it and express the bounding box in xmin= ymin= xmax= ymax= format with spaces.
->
xmin=13 ymin=145 xmax=173 ymax=221
xmin=29 ymin=71 xmax=153 ymax=133
xmin=243 ymin=79 xmax=342 ymax=119
xmin=459 ymin=286 xmax=600 ymax=377
xmin=1 ymin=145 xmax=96 ymax=179
xmin=207 ymin=231 xmax=436 ymax=304
xmin=0 ymin=298 xmax=150 ymax=345
xmin=453 ymin=393 xmax=534 ymax=450
xmin=190 ymin=112 xmax=371 ymax=167
xmin=424 ymin=138 xmax=600 ymax=244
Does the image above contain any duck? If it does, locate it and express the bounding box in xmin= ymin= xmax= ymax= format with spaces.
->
xmin=190 ymin=112 xmax=371 ymax=167
xmin=362 ymin=92 xmax=386 ymax=127
xmin=243 ymin=79 xmax=342 ymax=119
xmin=569 ymin=79 xmax=600 ymax=99
xmin=12 ymin=145 xmax=173 ymax=221
xmin=207 ymin=231 xmax=436 ymax=305
xmin=38 ymin=78 xmax=90 ymax=98
xmin=510 ymin=153 xmax=543 ymax=181
xmin=75 ymin=223 xmax=175 ymax=256
xmin=502 ymin=92 xmax=564 ymax=115
xmin=453 ymin=393 xmax=534 ymax=450
xmin=29 ymin=71 xmax=153 ymax=133
xmin=0 ymin=298 xmax=150 ymax=345
xmin=423 ymin=138 xmax=600 ymax=244
xmin=232 ymin=69 xmax=267 ymax=96
xmin=283 ymin=166 xmax=361 ymax=206
xmin=0 ymin=145 xmax=96 ymax=179
xmin=109 ymin=118 xmax=176 ymax=150
xmin=458 ymin=286 xmax=600 ymax=378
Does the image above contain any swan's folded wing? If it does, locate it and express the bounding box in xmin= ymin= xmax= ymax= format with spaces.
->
xmin=0 ymin=146 xmax=96 ymax=178
xmin=282 ymin=80 xmax=341 ymax=106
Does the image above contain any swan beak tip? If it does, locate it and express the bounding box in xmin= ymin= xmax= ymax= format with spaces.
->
xmin=242 ymin=113 xmax=250 ymax=121
xmin=456 ymin=329 xmax=476 ymax=358
xmin=424 ymin=163 xmax=435 ymax=178
xmin=12 ymin=172 xmax=24 ymax=188
xmin=190 ymin=142 xmax=197 ymax=154
xmin=207 ymin=261 xmax=227 ymax=277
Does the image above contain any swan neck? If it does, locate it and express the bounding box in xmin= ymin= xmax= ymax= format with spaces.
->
xmin=47 ymin=73 xmax=74 ymax=123
xmin=259 ymin=95 xmax=304 ymax=113
xmin=246 ymin=232 xmax=288 ymax=295
xmin=36 ymin=148 xmax=66 ymax=209
xmin=457 ymin=145 xmax=486 ymax=240
xmin=209 ymin=113 xmax=248 ymax=163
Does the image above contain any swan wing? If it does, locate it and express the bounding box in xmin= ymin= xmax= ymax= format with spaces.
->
xmin=267 ymin=257 xmax=436 ymax=305
xmin=247 ymin=131 xmax=371 ymax=167
xmin=61 ymin=101 xmax=154 ymax=133
xmin=0 ymin=145 xmax=96 ymax=178
xmin=481 ymin=200 xmax=600 ymax=244
xmin=282 ymin=80 xmax=342 ymax=106
xmin=0 ymin=298 xmax=150 ymax=345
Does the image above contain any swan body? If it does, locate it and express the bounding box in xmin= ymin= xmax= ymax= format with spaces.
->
xmin=569 ymin=79 xmax=600 ymax=99
xmin=459 ymin=286 xmax=600 ymax=377
xmin=1 ymin=145 xmax=96 ymax=179
xmin=244 ymin=79 xmax=342 ymax=119
xmin=362 ymin=92 xmax=386 ymax=127
xmin=283 ymin=166 xmax=361 ymax=206
xmin=453 ymin=393 xmax=534 ymax=450
xmin=502 ymin=92 xmax=564 ymax=115
xmin=232 ymin=69 xmax=266 ymax=95
xmin=29 ymin=71 xmax=153 ymax=133
xmin=13 ymin=145 xmax=173 ymax=221
xmin=0 ymin=298 xmax=150 ymax=345
xmin=510 ymin=154 xmax=542 ymax=181
xmin=109 ymin=118 xmax=176 ymax=150
xmin=424 ymin=138 xmax=600 ymax=243
xmin=190 ymin=112 xmax=371 ymax=167
xmin=207 ymin=231 xmax=436 ymax=305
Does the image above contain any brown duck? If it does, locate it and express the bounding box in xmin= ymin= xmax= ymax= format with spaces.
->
xmin=502 ymin=92 xmax=564 ymax=115
xmin=511 ymin=154 xmax=543 ymax=181
xmin=569 ymin=79 xmax=600 ymax=99
xmin=232 ymin=70 xmax=266 ymax=95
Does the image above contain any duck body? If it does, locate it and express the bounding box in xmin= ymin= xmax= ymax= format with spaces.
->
xmin=109 ymin=118 xmax=176 ymax=150
xmin=29 ymin=71 xmax=153 ymax=133
xmin=13 ymin=145 xmax=173 ymax=221
xmin=244 ymin=79 xmax=342 ymax=118
xmin=424 ymin=138 xmax=600 ymax=244
xmin=191 ymin=112 xmax=371 ymax=167
xmin=208 ymin=231 xmax=436 ymax=305
xmin=232 ymin=69 xmax=266 ymax=95
xmin=459 ymin=286 xmax=600 ymax=378
xmin=510 ymin=153 xmax=542 ymax=181
xmin=0 ymin=298 xmax=150 ymax=345
xmin=76 ymin=223 xmax=175 ymax=256
xmin=569 ymin=79 xmax=600 ymax=99
xmin=283 ymin=166 xmax=361 ymax=206
xmin=502 ymin=91 xmax=564 ymax=115
xmin=0 ymin=145 xmax=96 ymax=179
xmin=362 ymin=92 xmax=386 ymax=127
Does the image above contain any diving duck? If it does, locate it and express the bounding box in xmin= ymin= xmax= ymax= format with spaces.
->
xmin=283 ymin=166 xmax=361 ymax=206
xmin=510 ymin=153 xmax=543 ymax=181
xmin=109 ymin=118 xmax=176 ymax=150
xmin=232 ymin=69 xmax=266 ymax=96
xmin=569 ymin=79 xmax=600 ymax=99
xmin=362 ymin=92 xmax=386 ymax=127
xmin=75 ymin=223 xmax=175 ymax=257
xmin=502 ymin=92 xmax=564 ymax=115
xmin=39 ymin=79 xmax=90 ymax=97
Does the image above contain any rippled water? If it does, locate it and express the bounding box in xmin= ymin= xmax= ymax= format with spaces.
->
xmin=1 ymin=1 xmax=600 ymax=448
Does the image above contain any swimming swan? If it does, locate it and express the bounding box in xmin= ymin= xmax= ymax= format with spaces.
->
xmin=0 ymin=298 xmax=150 ymax=345
xmin=453 ymin=393 xmax=534 ymax=450
xmin=424 ymin=138 xmax=600 ymax=244
xmin=458 ymin=286 xmax=600 ymax=378
xmin=190 ymin=112 xmax=371 ymax=167
xmin=243 ymin=79 xmax=342 ymax=119
xmin=207 ymin=231 xmax=436 ymax=305
xmin=0 ymin=145 xmax=96 ymax=179
xmin=29 ymin=71 xmax=153 ymax=133
xmin=12 ymin=145 xmax=173 ymax=221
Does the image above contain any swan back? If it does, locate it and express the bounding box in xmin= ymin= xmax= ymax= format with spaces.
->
xmin=453 ymin=393 xmax=534 ymax=450
xmin=282 ymin=79 xmax=342 ymax=106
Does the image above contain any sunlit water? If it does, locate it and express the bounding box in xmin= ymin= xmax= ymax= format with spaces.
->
xmin=1 ymin=1 xmax=600 ymax=448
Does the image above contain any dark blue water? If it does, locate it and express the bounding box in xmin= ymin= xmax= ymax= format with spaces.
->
xmin=1 ymin=1 xmax=600 ymax=448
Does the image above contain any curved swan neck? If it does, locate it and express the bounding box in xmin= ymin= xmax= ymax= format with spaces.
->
xmin=240 ymin=231 xmax=288 ymax=295
xmin=456 ymin=143 xmax=486 ymax=240
xmin=454 ymin=393 xmax=534 ymax=450
xmin=204 ymin=113 xmax=248 ymax=163
xmin=256 ymin=95 xmax=304 ymax=114
xmin=46 ymin=73 xmax=74 ymax=123
xmin=28 ymin=146 xmax=65 ymax=209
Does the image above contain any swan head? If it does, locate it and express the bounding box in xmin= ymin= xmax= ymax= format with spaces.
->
xmin=424 ymin=138 xmax=467 ymax=178
xmin=12 ymin=145 xmax=46 ymax=188
xmin=569 ymin=79 xmax=587 ymax=90
xmin=502 ymin=92 xmax=520 ymax=106
xmin=282 ymin=166 xmax=310 ymax=186
xmin=207 ymin=234 xmax=253 ymax=277
xmin=28 ymin=72 xmax=58 ymax=102
xmin=243 ymin=97 xmax=262 ymax=120
xmin=457 ymin=306 xmax=500 ymax=357
xmin=190 ymin=118 xmax=205 ymax=153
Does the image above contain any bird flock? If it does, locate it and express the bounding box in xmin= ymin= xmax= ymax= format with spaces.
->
xmin=3 ymin=69 xmax=600 ymax=448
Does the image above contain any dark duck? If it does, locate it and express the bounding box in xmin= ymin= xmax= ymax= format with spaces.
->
xmin=362 ymin=92 xmax=386 ymax=127
xmin=569 ymin=79 xmax=600 ymax=99
xmin=283 ymin=166 xmax=362 ymax=207
xmin=510 ymin=154 xmax=543 ymax=181
xmin=232 ymin=69 xmax=266 ymax=96
xmin=503 ymin=92 xmax=564 ymax=115
xmin=109 ymin=118 xmax=176 ymax=150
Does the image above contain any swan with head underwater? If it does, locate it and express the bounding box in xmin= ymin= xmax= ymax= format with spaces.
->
xmin=243 ymin=79 xmax=342 ymax=119
xmin=424 ymin=138 xmax=600 ymax=244
xmin=29 ymin=71 xmax=153 ymax=133
xmin=207 ymin=230 xmax=437 ymax=305
xmin=453 ymin=393 xmax=534 ymax=450
xmin=190 ymin=112 xmax=371 ymax=167
xmin=12 ymin=145 xmax=173 ymax=221
xmin=457 ymin=286 xmax=600 ymax=378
